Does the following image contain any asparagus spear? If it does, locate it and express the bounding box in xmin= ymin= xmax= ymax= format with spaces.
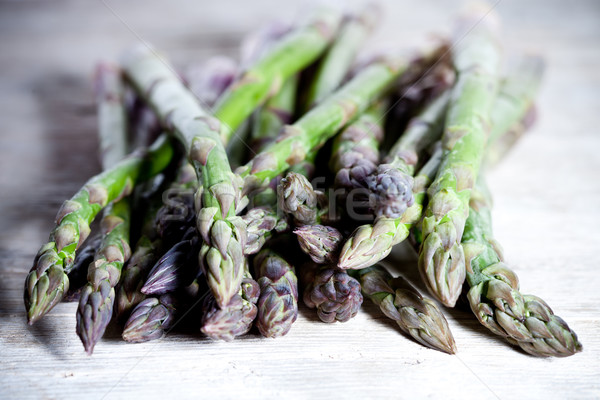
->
xmin=237 ymin=56 xmax=408 ymax=190
xmin=117 ymin=53 xmax=235 ymax=321
xmin=254 ymin=249 xmax=299 ymax=338
xmin=417 ymin=7 xmax=501 ymax=307
xmin=303 ymin=6 xmax=379 ymax=108
xmin=301 ymin=262 xmax=363 ymax=323
xmin=123 ymin=48 xmax=247 ymax=308
xmin=77 ymin=199 xmax=132 ymax=353
xmin=240 ymin=35 xmax=300 ymax=254
xmin=354 ymin=265 xmax=456 ymax=354
xmin=338 ymin=143 xmax=444 ymax=270
xmin=367 ymin=91 xmax=450 ymax=218
xmin=76 ymin=64 xmax=138 ymax=354
xmin=463 ymin=175 xmax=581 ymax=357
xmin=294 ymin=224 xmax=343 ymax=264
xmin=215 ymin=8 xmax=342 ymax=143
xmin=24 ymin=111 xmax=173 ymax=324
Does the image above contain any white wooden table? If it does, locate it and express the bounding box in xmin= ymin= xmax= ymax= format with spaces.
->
xmin=1 ymin=1 xmax=599 ymax=399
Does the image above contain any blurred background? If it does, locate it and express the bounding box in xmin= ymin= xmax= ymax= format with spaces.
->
xmin=0 ymin=1 xmax=599 ymax=399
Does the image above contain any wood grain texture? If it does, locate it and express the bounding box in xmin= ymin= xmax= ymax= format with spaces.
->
xmin=1 ymin=0 xmax=599 ymax=399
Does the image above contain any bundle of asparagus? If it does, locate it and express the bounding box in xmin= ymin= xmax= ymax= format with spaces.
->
xmin=23 ymin=2 xmax=581 ymax=358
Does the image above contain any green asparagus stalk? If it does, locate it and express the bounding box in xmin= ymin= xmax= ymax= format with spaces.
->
xmin=248 ymin=55 xmax=410 ymax=234
xmin=254 ymin=249 xmax=298 ymax=338
xmin=214 ymin=8 xmax=342 ymax=143
xmin=240 ymin=30 xmax=301 ymax=251
xmin=301 ymin=262 xmax=363 ymax=323
xmin=303 ymin=6 xmax=379 ymax=108
xmin=338 ymin=143 xmax=443 ymax=270
xmin=24 ymin=124 xmax=173 ymax=323
xmin=251 ymin=75 xmax=299 ymax=153
xmin=237 ymin=57 xmax=408 ymax=190
xmin=463 ymin=176 xmax=581 ymax=357
xmin=354 ymin=265 xmax=456 ymax=354
xmin=367 ymin=91 xmax=450 ymax=218
xmin=417 ymin=7 xmax=501 ymax=307
xmin=294 ymin=224 xmax=343 ymax=264
xmin=76 ymin=199 xmax=132 ymax=354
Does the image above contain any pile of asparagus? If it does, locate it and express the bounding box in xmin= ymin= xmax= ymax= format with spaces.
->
xmin=24 ymin=3 xmax=582 ymax=358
